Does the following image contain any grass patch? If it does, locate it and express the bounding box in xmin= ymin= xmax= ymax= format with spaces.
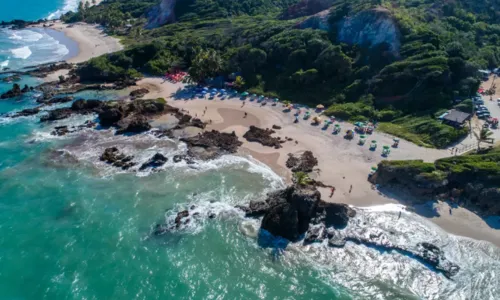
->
xmin=377 ymin=115 xmax=468 ymax=149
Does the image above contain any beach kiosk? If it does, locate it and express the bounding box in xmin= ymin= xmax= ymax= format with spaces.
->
xmin=370 ymin=140 xmax=377 ymax=150
xmin=392 ymin=138 xmax=400 ymax=148
xmin=333 ymin=124 xmax=341 ymax=134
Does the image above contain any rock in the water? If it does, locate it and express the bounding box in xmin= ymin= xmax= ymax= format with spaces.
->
xmin=116 ymin=115 xmax=151 ymax=134
xmin=174 ymin=210 xmax=189 ymax=228
xmin=243 ymin=125 xmax=282 ymax=149
xmin=1 ymin=83 xmax=26 ymax=99
xmin=99 ymin=147 xmax=136 ymax=170
xmin=10 ymin=107 xmax=40 ymax=118
xmin=180 ymin=130 xmax=242 ymax=160
xmin=40 ymin=108 xmax=73 ymax=122
xmin=286 ymin=151 xmax=318 ymax=173
xmin=98 ymin=108 xmax=123 ymax=126
xmin=139 ymin=153 xmax=168 ymax=171
xmin=38 ymin=96 xmax=74 ymax=105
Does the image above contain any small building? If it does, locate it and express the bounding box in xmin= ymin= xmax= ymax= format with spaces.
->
xmin=442 ymin=109 xmax=471 ymax=127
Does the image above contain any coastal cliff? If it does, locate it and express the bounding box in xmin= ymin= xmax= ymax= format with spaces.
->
xmin=370 ymin=152 xmax=500 ymax=216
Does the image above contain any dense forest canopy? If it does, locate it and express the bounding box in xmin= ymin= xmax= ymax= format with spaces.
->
xmin=63 ymin=0 xmax=500 ymax=148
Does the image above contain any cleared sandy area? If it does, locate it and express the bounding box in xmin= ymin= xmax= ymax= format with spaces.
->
xmin=135 ymin=77 xmax=500 ymax=247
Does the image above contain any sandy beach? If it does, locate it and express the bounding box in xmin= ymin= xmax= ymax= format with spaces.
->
xmin=29 ymin=18 xmax=123 ymax=82
xmin=134 ymin=78 xmax=500 ymax=247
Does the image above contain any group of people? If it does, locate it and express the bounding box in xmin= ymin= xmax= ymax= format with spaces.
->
xmin=329 ymin=184 xmax=353 ymax=198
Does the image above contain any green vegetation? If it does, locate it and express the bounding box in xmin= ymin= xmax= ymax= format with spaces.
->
xmin=65 ymin=0 xmax=500 ymax=147
xmin=377 ymin=114 xmax=469 ymax=148
xmin=381 ymin=146 xmax=500 ymax=186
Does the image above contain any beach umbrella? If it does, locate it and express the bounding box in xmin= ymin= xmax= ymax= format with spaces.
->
xmin=202 ymin=87 xmax=208 ymax=91
xmin=360 ymin=135 xmax=366 ymax=139
xmin=383 ymin=145 xmax=390 ymax=149
xmin=316 ymin=104 xmax=325 ymax=109
xmin=241 ymin=92 xmax=249 ymax=96
xmin=259 ymin=95 xmax=264 ymax=99
xmin=371 ymin=166 xmax=378 ymax=171
xmin=371 ymin=140 xmax=377 ymax=143
xmin=335 ymin=124 xmax=340 ymax=127
xmin=274 ymin=98 xmax=279 ymax=102
xmin=252 ymin=94 xmax=257 ymax=98
xmin=393 ymin=138 xmax=400 ymax=142
xmin=201 ymin=90 xmax=207 ymax=94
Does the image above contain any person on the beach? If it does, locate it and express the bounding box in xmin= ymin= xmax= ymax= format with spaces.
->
xmin=244 ymin=112 xmax=247 ymax=118
xmin=329 ymin=187 xmax=335 ymax=198
xmin=349 ymin=185 xmax=352 ymax=193
xmin=398 ymin=211 xmax=402 ymax=219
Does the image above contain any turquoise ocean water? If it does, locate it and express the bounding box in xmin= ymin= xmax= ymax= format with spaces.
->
xmin=1 ymin=2 xmax=500 ymax=299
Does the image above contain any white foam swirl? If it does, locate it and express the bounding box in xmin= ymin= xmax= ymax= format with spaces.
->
xmin=11 ymin=46 xmax=32 ymax=59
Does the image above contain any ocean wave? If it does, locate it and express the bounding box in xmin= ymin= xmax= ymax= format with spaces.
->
xmin=0 ymin=59 xmax=8 ymax=70
xmin=8 ymin=30 xmax=43 ymax=43
xmin=47 ymin=0 xmax=80 ymax=20
xmin=10 ymin=46 xmax=32 ymax=59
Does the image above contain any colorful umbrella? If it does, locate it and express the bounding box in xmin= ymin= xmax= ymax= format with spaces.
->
xmin=241 ymin=92 xmax=249 ymax=96
xmin=274 ymin=98 xmax=279 ymax=102
xmin=252 ymin=94 xmax=257 ymax=97
xmin=393 ymin=138 xmax=400 ymax=142
xmin=371 ymin=166 xmax=378 ymax=171
xmin=360 ymin=135 xmax=366 ymax=139
xmin=383 ymin=145 xmax=390 ymax=149
xmin=316 ymin=104 xmax=325 ymax=109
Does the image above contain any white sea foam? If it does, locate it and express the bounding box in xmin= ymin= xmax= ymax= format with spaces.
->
xmin=10 ymin=46 xmax=32 ymax=59
xmin=47 ymin=0 xmax=80 ymax=20
xmin=9 ymin=30 xmax=43 ymax=42
xmin=0 ymin=59 xmax=9 ymax=70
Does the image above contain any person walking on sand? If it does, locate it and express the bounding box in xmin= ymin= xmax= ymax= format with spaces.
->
xmin=244 ymin=112 xmax=247 ymax=118
xmin=349 ymin=185 xmax=352 ymax=193
xmin=329 ymin=187 xmax=335 ymax=198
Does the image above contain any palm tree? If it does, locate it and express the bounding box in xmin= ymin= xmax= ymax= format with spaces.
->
xmin=475 ymin=128 xmax=494 ymax=151
xmin=293 ymin=172 xmax=312 ymax=186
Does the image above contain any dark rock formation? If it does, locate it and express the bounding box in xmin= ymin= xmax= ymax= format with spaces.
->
xmin=1 ymin=75 xmax=21 ymax=82
xmin=40 ymin=99 xmax=104 ymax=122
xmin=1 ymin=83 xmax=28 ymax=99
xmin=99 ymin=147 xmax=136 ymax=170
xmin=180 ymin=130 xmax=243 ymax=160
xmin=239 ymin=185 xmax=355 ymax=241
xmin=37 ymin=96 xmax=74 ymax=105
xmin=129 ymin=88 xmax=149 ymax=99
xmin=116 ymin=115 xmax=152 ymax=134
xmin=272 ymin=124 xmax=282 ymax=130
xmin=10 ymin=107 xmax=41 ymax=118
xmin=98 ymin=108 xmax=123 ymax=126
xmin=286 ymin=151 xmax=318 ymax=173
xmin=139 ymin=153 xmax=168 ymax=171
xmin=174 ymin=210 xmax=189 ymax=228
xmin=50 ymin=120 xmax=96 ymax=136
xmin=243 ymin=125 xmax=282 ymax=149
xmin=40 ymin=108 xmax=73 ymax=122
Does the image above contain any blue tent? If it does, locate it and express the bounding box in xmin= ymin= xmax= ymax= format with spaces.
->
xmin=202 ymin=87 xmax=208 ymax=91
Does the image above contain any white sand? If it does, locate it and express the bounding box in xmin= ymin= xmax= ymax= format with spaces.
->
xmin=31 ymin=20 xmax=123 ymax=64
xmin=136 ymin=77 xmax=500 ymax=247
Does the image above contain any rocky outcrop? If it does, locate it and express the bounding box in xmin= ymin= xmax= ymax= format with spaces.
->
xmin=99 ymin=147 xmax=136 ymax=170
xmin=369 ymin=160 xmax=448 ymax=197
xmin=51 ymin=121 xmax=96 ymax=136
xmin=243 ymin=126 xmax=282 ymax=149
xmin=239 ymin=185 xmax=355 ymax=241
xmin=139 ymin=153 xmax=168 ymax=171
xmin=116 ymin=115 xmax=152 ymax=134
xmin=286 ymin=151 xmax=318 ymax=173
xmin=146 ymin=0 xmax=177 ymax=29
xmin=1 ymin=75 xmax=21 ymax=82
xmin=37 ymin=96 xmax=74 ymax=105
xmin=152 ymin=204 xmax=218 ymax=235
xmin=297 ymin=8 xmax=400 ymax=56
xmin=1 ymin=83 xmax=30 ymax=99
xmin=180 ymin=130 xmax=243 ymax=160
xmin=129 ymin=88 xmax=149 ymax=100
xmin=10 ymin=107 xmax=41 ymax=118
xmin=337 ymin=8 xmax=400 ymax=55
xmin=40 ymin=99 xmax=105 ymax=122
